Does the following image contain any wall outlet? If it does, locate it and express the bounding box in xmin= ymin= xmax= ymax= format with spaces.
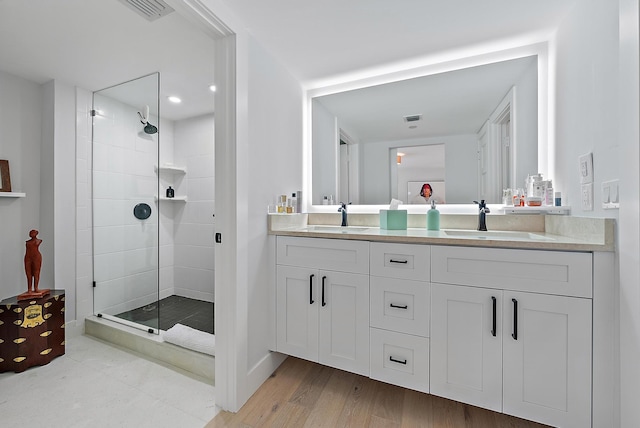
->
xmin=579 ymin=152 xmax=594 ymax=184
xmin=581 ymin=183 xmax=593 ymax=211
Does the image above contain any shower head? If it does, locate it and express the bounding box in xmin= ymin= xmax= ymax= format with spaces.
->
xmin=137 ymin=105 xmax=157 ymax=134
xmin=144 ymin=122 xmax=158 ymax=134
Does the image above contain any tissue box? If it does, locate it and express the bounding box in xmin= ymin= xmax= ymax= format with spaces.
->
xmin=379 ymin=210 xmax=407 ymax=230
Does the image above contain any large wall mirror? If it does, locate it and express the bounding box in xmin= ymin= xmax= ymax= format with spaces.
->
xmin=308 ymin=46 xmax=547 ymax=210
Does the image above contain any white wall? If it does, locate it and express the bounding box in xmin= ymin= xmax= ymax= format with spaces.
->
xmin=173 ymin=114 xmax=216 ymax=302
xmin=553 ymin=0 xmax=620 ymax=215
xmin=0 ymin=71 xmax=46 ymax=300
xmin=617 ymin=0 xmax=639 ymax=427
xmin=553 ymin=0 xmax=622 ymax=426
xmin=246 ymin=35 xmax=303 ymax=371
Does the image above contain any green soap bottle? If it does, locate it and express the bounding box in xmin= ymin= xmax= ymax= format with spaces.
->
xmin=427 ymin=199 xmax=440 ymax=230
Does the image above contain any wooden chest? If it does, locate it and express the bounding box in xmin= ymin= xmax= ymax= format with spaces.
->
xmin=0 ymin=290 xmax=65 ymax=372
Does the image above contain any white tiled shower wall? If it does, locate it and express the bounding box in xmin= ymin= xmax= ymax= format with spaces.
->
xmin=172 ymin=114 xmax=215 ymax=303
xmin=75 ymin=89 xmax=215 ymax=322
xmin=91 ymin=93 xmax=166 ymax=315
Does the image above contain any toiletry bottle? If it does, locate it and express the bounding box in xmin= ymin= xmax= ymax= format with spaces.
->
xmin=296 ymin=190 xmax=303 ymax=213
xmin=545 ymin=181 xmax=554 ymax=206
xmin=427 ymin=200 xmax=440 ymax=231
xmin=286 ymin=198 xmax=293 ymax=213
xmin=166 ymin=186 xmax=174 ymax=198
xmin=277 ymin=194 xmax=286 ymax=213
xmin=322 ymin=196 xmax=328 ymax=205
xmin=290 ymin=193 xmax=297 ymax=213
xmin=555 ymin=191 xmax=562 ymax=207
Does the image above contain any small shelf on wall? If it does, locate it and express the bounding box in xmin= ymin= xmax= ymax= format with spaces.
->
xmin=499 ymin=206 xmax=571 ymax=215
xmin=154 ymin=165 xmax=187 ymax=174
xmin=154 ymin=196 xmax=187 ymax=202
xmin=0 ymin=192 xmax=26 ymax=198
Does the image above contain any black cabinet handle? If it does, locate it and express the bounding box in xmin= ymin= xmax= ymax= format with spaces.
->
xmin=389 ymin=259 xmax=408 ymax=264
xmin=390 ymin=303 xmax=408 ymax=309
xmin=512 ymin=298 xmax=518 ymax=340
xmin=491 ymin=296 xmax=497 ymax=337
xmin=389 ymin=356 xmax=407 ymax=365
xmin=322 ymin=276 xmax=327 ymax=307
xmin=309 ymin=274 xmax=314 ymax=305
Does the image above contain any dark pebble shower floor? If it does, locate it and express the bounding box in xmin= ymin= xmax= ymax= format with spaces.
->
xmin=116 ymin=295 xmax=214 ymax=334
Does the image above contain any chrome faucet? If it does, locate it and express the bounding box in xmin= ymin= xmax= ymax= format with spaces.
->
xmin=338 ymin=202 xmax=348 ymax=226
xmin=473 ymin=200 xmax=490 ymax=231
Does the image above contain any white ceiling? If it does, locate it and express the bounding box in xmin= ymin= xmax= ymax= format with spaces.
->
xmin=222 ymin=0 xmax=578 ymax=85
xmin=0 ymin=0 xmax=578 ymax=121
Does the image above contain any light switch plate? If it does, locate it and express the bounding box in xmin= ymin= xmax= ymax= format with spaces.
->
xmin=602 ymin=179 xmax=620 ymax=209
xmin=581 ymin=183 xmax=594 ymax=211
xmin=579 ymin=152 xmax=594 ymax=184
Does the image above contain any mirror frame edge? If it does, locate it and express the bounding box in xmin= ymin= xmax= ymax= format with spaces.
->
xmin=303 ymin=42 xmax=550 ymax=214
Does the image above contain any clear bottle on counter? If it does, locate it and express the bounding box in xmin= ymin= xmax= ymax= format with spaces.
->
xmin=322 ymin=196 xmax=328 ymax=205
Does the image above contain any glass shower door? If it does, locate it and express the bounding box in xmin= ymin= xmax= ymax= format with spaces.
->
xmin=92 ymin=73 xmax=161 ymax=333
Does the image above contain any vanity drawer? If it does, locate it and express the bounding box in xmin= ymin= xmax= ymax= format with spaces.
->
xmin=431 ymin=245 xmax=592 ymax=298
xmin=370 ymin=276 xmax=429 ymax=337
xmin=370 ymin=328 xmax=429 ymax=394
xmin=370 ymin=242 xmax=430 ymax=281
xmin=277 ymin=236 xmax=369 ymax=274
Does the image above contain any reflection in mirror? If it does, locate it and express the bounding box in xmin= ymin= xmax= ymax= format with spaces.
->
xmin=391 ymin=145 xmax=449 ymax=205
xmin=312 ymin=55 xmax=538 ymax=205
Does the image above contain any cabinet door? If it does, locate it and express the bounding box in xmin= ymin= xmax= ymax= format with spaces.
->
xmin=430 ymin=283 xmax=503 ymax=412
xmin=503 ymin=291 xmax=592 ymax=428
xmin=276 ymin=265 xmax=319 ymax=361
xmin=318 ymin=270 xmax=370 ymax=376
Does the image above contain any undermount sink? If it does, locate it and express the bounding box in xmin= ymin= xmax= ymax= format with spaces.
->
xmin=443 ymin=229 xmax=554 ymax=241
xmin=304 ymin=225 xmax=371 ymax=233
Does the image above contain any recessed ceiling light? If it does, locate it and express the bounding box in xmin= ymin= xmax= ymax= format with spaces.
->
xmin=168 ymin=96 xmax=182 ymax=103
xmin=209 ymin=85 xmax=217 ymax=92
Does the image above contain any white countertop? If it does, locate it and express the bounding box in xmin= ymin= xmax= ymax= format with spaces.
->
xmin=268 ymin=214 xmax=615 ymax=252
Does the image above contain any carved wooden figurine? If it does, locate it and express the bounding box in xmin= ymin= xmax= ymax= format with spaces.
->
xmin=18 ymin=229 xmax=49 ymax=301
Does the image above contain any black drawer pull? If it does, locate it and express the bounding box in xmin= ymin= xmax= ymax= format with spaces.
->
xmin=322 ymin=276 xmax=327 ymax=307
xmin=309 ymin=274 xmax=314 ymax=305
xmin=389 ymin=259 xmax=408 ymax=264
xmin=389 ymin=356 xmax=407 ymax=365
xmin=491 ymin=296 xmax=497 ymax=337
xmin=512 ymin=298 xmax=518 ymax=340
xmin=390 ymin=303 xmax=408 ymax=310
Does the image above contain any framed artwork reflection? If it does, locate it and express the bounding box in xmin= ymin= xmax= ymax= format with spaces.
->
xmin=0 ymin=159 xmax=12 ymax=192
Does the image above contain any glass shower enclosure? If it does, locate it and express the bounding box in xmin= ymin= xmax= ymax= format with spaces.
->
xmin=92 ymin=73 xmax=161 ymax=333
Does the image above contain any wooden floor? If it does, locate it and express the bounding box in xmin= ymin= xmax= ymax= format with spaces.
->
xmin=205 ymin=357 xmax=550 ymax=428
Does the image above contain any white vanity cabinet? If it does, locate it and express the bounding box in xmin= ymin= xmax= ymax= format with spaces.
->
xmin=275 ymin=237 xmax=370 ymax=375
xmin=369 ymin=242 xmax=431 ymax=393
xmin=430 ymin=245 xmax=593 ymax=428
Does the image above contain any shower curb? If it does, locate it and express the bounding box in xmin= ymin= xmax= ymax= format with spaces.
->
xmin=85 ymin=315 xmax=215 ymax=382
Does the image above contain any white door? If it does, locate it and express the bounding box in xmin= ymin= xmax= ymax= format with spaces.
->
xmin=502 ymin=291 xmax=592 ymax=428
xmin=430 ymin=283 xmax=503 ymax=412
xmin=276 ymin=266 xmax=319 ymax=361
xmin=318 ymin=270 xmax=370 ymax=376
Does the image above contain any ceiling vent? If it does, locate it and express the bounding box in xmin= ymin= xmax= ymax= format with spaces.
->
xmin=403 ymin=114 xmax=422 ymax=123
xmin=117 ymin=0 xmax=175 ymax=22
